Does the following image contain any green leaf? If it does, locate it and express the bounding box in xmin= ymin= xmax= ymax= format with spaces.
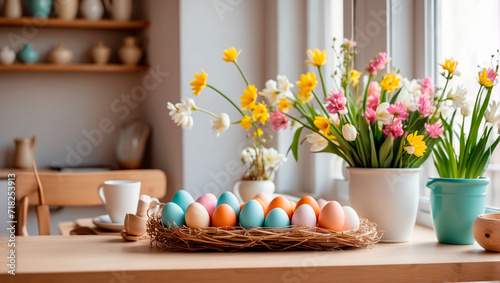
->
xmin=389 ymin=87 xmax=403 ymax=104
xmin=379 ymin=134 xmax=394 ymax=167
xmin=368 ymin=127 xmax=379 ymax=167
xmin=287 ymin=127 xmax=304 ymax=162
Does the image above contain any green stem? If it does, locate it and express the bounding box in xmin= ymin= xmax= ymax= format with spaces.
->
xmin=195 ymin=108 xmax=218 ymax=118
xmin=233 ymin=61 xmax=249 ymax=86
xmin=312 ymin=90 xmax=329 ymax=117
xmin=362 ymin=75 xmax=373 ymax=112
xmin=317 ymin=66 xmax=328 ymax=98
xmin=207 ymin=84 xmax=244 ymax=116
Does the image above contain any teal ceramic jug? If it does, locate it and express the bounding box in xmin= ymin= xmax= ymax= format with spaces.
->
xmin=29 ymin=0 xmax=52 ymax=18
xmin=19 ymin=43 xmax=39 ymax=64
xmin=427 ymin=177 xmax=488 ymax=245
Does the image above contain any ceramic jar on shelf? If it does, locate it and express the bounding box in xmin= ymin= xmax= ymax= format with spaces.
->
xmin=104 ymin=0 xmax=133 ymax=21
xmin=18 ymin=43 xmax=39 ymax=64
xmin=29 ymin=0 xmax=52 ymax=18
xmin=54 ymin=0 xmax=78 ymax=20
xmin=48 ymin=43 xmax=73 ymax=64
xmin=0 ymin=46 xmax=16 ymax=65
xmin=118 ymin=36 xmax=142 ymax=65
xmin=3 ymin=0 xmax=22 ymax=18
xmin=80 ymin=0 xmax=104 ymax=20
xmin=90 ymin=41 xmax=112 ymax=65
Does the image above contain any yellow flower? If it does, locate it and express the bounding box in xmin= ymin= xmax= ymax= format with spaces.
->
xmin=404 ymin=131 xmax=427 ymax=157
xmin=252 ymin=101 xmax=268 ymax=124
xmin=380 ymin=72 xmax=400 ymax=92
xmin=240 ymin=115 xmax=252 ymax=130
xmin=313 ymin=116 xmax=331 ymax=132
xmin=439 ymin=58 xmax=459 ymax=75
xmin=478 ymin=68 xmax=494 ymax=88
xmin=254 ymin=128 xmax=263 ymax=137
xmin=350 ymin=69 xmax=361 ymax=86
xmin=222 ymin=47 xmax=241 ymax=62
xmin=190 ymin=69 xmax=207 ymax=95
xmin=240 ymin=85 xmax=257 ymax=110
xmin=277 ymin=98 xmax=292 ymax=113
xmin=305 ymin=49 xmax=327 ymax=66
xmin=297 ymin=72 xmax=318 ymax=103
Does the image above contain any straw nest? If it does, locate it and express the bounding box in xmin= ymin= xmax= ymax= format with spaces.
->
xmin=147 ymin=207 xmax=382 ymax=252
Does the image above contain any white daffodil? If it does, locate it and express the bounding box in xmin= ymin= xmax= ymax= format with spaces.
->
xmin=447 ymin=85 xmax=467 ymax=108
xmin=460 ymin=102 xmax=471 ymax=117
xmin=260 ymin=79 xmax=280 ymax=104
xmin=241 ymin=147 xmax=257 ymax=165
xmin=401 ymin=78 xmax=421 ymax=96
xmin=167 ymin=97 xmax=195 ymax=129
xmin=375 ymin=102 xmax=394 ymax=125
xmin=397 ymin=92 xmax=419 ymax=112
xmin=485 ymin=101 xmax=500 ymax=123
xmin=342 ymin=124 xmax=357 ymax=142
xmin=212 ymin=113 xmax=230 ymax=136
xmin=305 ymin=132 xmax=328 ymax=152
xmin=262 ymin=147 xmax=287 ymax=170
xmin=277 ymin=75 xmax=294 ymax=99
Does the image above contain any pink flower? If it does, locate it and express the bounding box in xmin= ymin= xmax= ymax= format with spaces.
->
xmin=366 ymin=52 xmax=388 ymax=75
xmin=325 ymin=90 xmax=348 ymax=115
xmin=383 ymin=119 xmax=404 ymax=140
xmin=418 ymin=94 xmax=435 ymax=118
xmin=343 ymin=38 xmax=357 ymax=47
xmin=419 ymin=77 xmax=434 ymax=95
xmin=387 ymin=102 xmax=409 ymax=120
xmin=269 ymin=111 xmax=289 ymax=131
xmin=366 ymin=82 xmax=381 ymax=110
xmin=425 ymin=122 xmax=444 ymax=138
xmin=487 ymin=68 xmax=498 ymax=84
xmin=365 ymin=108 xmax=377 ymax=124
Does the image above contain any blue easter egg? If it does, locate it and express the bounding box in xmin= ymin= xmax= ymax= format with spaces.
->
xmin=217 ymin=191 xmax=240 ymax=217
xmin=265 ymin=208 xmax=291 ymax=228
xmin=161 ymin=202 xmax=185 ymax=228
xmin=239 ymin=199 xmax=264 ymax=229
xmin=172 ymin=190 xmax=194 ymax=212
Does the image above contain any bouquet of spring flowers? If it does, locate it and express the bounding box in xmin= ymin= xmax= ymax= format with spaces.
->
xmin=167 ymin=47 xmax=286 ymax=180
xmin=433 ymin=58 xmax=500 ymax=178
xmin=261 ymin=38 xmax=444 ymax=168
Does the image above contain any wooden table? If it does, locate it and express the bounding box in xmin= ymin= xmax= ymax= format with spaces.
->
xmin=1 ymin=225 xmax=499 ymax=282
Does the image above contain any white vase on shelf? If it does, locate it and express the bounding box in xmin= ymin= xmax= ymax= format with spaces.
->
xmin=3 ymin=0 xmax=22 ymax=18
xmin=0 ymin=46 xmax=16 ymax=65
xmin=118 ymin=36 xmax=142 ymax=65
xmin=90 ymin=41 xmax=111 ymax=65
xmin=103 ymin=0 xmax=133 ymax=21
xmin=80 ymin=0 xmax=104 ymax=21
xmin=54 ymin=0 xmax=78 ymax=20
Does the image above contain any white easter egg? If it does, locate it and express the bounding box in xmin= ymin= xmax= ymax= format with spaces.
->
xmin=342 ymin=206 xmax=360 ymax=231
xmin=185 ymin=202 xmax=210 ymax=228
xmin=291 ymin=204 xmax=317 ymax=228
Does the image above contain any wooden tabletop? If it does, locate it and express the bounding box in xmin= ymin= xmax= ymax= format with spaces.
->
xmin=1 ymin=225 xmax=499 ymax=283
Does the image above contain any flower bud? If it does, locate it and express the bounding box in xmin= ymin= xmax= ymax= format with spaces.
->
xmin=460 ymin=103 xmax=471 ymax=117
xmin=342 ymin=124 xmax=357 ymax=142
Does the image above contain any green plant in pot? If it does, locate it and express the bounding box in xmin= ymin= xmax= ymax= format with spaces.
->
xmin=429 ymin=57 xmax=500 ymax=245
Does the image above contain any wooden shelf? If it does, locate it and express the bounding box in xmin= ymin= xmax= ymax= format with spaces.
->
xmin=0 ymin=17 xmax=149 ymax=29
xmin=0 ymin=64 xmax=148 ymax=72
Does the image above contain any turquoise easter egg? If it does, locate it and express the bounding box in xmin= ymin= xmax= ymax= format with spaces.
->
xmin=265 ymin=208 xmax=291 ymax=228
xmin=239 ymin=199 xmax=264 ymax=229
xmin=172 ymin=190 xmax=194 ymax=212
xmin=217 ymin=191 xmax=240 ymax=217
xmin=161 ymin=202 xmax=185 ymax=228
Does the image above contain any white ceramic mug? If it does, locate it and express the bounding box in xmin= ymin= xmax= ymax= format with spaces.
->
xmin=98 ymin=180 xmax=141 ymax=223
xmin=233 ymin=180 xmax=275 ymax=203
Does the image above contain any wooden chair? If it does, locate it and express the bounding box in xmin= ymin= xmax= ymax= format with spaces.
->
xmin=15 ymin=169 xmax=167 ymax=236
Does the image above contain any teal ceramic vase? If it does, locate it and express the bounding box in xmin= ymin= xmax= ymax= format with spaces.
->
xmin=427 ymin=177 xmax=489 ymax=245
xmin=29 ymin=0 xmax=52 ymax=18
xmin=18 ymin=43 xmax=39 ymax=64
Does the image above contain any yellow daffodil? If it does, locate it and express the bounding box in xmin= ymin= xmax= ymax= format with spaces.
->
xmin=478 ymin=68 xmax=494 ymax=88
xmin=240 ymin=85 xmax=257 ymax=110
xmin=297 ymin=72 xmax=318 ymax=103
xmin=240 ymin=115 xmax=252 ymax=130
xmin=350 ymin=69 xmax=361 ymax=86
xmin=254 ymin=128 xmax=263 ymax=137
xmin=277 ymin=98 xmax=292 ymax=113
xmin=313 ymin=116 xmax=331 ymax=132
xmin=222 ymin=47 xmax=241 ymax=62
xmin=252 ymin=101 xmax=268 ymax=124
xmin=404 ymin=131 xmax=427 ymax=157
xmin=439 ymin=58 xmax=460 ymax=76
xmin=380 ymin=72 xmax=400 ymax=92
xmin=305 ymin=49 xmax=327 ymax=66
xmin=190 ymin=69 xmax=207 ymax=95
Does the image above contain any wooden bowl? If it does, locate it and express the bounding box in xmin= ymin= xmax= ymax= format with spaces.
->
xmin=472 ymin=213 xmax=500 ymax=252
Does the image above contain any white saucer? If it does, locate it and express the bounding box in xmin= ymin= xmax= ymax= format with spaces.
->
xmin=92 ymin=215 xmax=124 ymax=232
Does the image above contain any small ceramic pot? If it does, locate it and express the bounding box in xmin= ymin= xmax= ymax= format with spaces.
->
xmin=0 ymin=46 xmax=16 ymax=65
xmin=18 ymin=43 xmax=39 ymax=65
xmin=80 ymin=0 xmax=104 ymax=20
xmin=3 ymin=0 xmax=22 ymax=18
xmin=54 ymin=0 xmax=78 ymax=20
xmin=118 ymin=36 xmax=142 ymax=65
xmin=103 ymin=0 xmax=133 ymax=21
xmin=90 ymin=41 xmax=111 ymax=65
xmin=48 ymin=43 xmax=73 ymax=64
xmin=472 ymin=213 xmax=500 ymax=252
xmin=29 ymin=0 xmax=52 ymax=18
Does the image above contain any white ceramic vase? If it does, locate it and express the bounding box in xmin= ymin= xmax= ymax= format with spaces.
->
xmin=3 ymin=0 xmax=22 ymax=18
xmin=233 ymin=180 xmax=275 ymax=203
xmin=54 ymin=0 xmax=78 ymax=20
xmin=347 ymin=167 xmax=420 ymax=242
xmin=48 ymin=43 xmax=73 ymax=64
xmin=90 ymin=41 xmax=111 ymax=64
xmin=0 ymin=46 xmax=16 ymax=65
xmin=103 ymin=0 xmax=132 ymax=21
xmin=118 ymin=36 xmax=142 ymax=65
xmin=80 ymin=0 xmax=104 ymax=20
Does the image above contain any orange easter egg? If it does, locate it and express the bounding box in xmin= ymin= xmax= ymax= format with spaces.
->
xmin=266 ymin=196 xmax=293 ymax=218
xmin=252 ymin=197 xmax=267 ymax=211
xmin=212 ymin=204 xmax=237 ymax=227
xmin=318 ymin=201 xmax=345 ymax=232
xmin=296 ymin=196 xmax=320 ymax=218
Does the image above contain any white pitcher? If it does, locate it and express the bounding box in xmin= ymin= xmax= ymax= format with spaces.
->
xmin=104 ymin=0 xmax=132 ymax=21
xmin=80 ymin=0 xmax=104 ymax=20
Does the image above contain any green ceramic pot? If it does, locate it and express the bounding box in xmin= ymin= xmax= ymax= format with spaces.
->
xmin=427 ymin=177 xmax=489 ymax=245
